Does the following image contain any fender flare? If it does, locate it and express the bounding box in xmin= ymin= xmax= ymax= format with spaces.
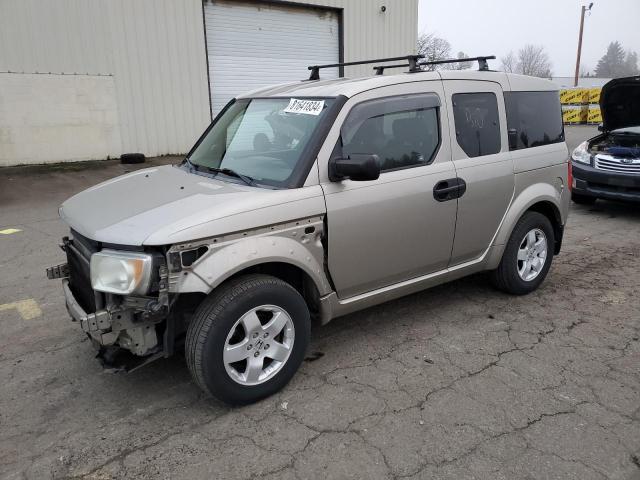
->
xmin=486 ymin=182 xmax=563 ymax=269
xmin=172 ymin=235 xmax=332 ymax=296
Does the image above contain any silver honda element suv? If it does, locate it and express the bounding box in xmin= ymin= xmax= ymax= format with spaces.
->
xmin=48 ymin=55 xmax=570 ymax=405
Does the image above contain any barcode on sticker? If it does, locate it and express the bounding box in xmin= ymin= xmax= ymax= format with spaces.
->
xmin=283 ymin=98 xmax=325 ymax=116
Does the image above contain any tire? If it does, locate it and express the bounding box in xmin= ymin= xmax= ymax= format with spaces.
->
xmin=185 ymin=274 xmax=310 ymax=405
xmin=120 ymin=153 xmax=145 ymax=164
xmin=490 ymin=211 xmax=555 ymax=295
xmin=571 ymin=192 xmax=596 ymax=205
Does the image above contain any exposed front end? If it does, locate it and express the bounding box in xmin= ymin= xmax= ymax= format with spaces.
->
xmin=47 ymin=231 xmax=173 ymax=370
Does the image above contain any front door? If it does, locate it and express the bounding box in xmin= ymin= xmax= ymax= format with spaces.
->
xmin=321 ymin=82 xmax=458 ymax=299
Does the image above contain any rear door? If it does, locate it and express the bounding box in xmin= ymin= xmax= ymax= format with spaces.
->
xmin=321 ymin=81 xmax=458 ymax=299
xmin=442 ymin=80 xmax=515 ymax=265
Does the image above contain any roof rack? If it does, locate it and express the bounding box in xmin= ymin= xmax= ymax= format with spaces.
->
xmin=307 ymin=55 xmax=424 ymax=80
xmin=372 ymin=56 xmax=497 ymax=75
xmin=372 ymin=63 xmax=412 ymax=75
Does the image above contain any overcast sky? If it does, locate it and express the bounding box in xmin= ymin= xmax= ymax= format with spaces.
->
xmin=417 ymin=0 xmax=640 ymax=77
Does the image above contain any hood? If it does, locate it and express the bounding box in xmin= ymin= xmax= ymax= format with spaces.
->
xmin=60 ymin=165 xmax=325 ymax=246
xmin=600 ymin=76 xmax=640 ymax=132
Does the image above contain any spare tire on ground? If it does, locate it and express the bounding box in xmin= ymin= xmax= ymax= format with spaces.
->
xmin=120 ymin=153 xmax=145 ymax=164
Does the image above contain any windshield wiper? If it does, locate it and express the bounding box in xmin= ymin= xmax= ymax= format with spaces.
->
xmin=182 ymin=156 xmax=198 ymax=171
xmin=203 ymin=166 xmax=256 ymax=186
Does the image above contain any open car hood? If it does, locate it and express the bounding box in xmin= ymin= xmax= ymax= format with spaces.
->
xmin=600 ymin=76 xmax=640 ymax=132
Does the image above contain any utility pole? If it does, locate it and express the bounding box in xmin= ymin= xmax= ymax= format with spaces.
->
xmin=574 ymin=2 xmax=593 ymax=87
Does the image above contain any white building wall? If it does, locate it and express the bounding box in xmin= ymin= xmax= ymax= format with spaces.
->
xmin=0 ymin=0 xmax=418 ymax=166
xmin=0 ymin=0 xmax=211 ymax=165
xmin=297 ymin=0 xmax=419 ymax=78
xmin=551 ymin=77 xmax=612 ymax=88
xmin=0 ymin=73 xmax=121 ymax=166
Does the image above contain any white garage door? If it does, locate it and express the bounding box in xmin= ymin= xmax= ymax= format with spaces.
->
xmin=204 ymin=0 xmax=340 ymax=115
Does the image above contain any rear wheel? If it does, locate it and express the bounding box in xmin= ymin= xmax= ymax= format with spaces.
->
xmin=185 ymin=274 xmax=310 ymax=405
xmin=490 ymin=211 xmax=555 ymax=295
xmin=571 ymin=192 xmax=596 ymax=205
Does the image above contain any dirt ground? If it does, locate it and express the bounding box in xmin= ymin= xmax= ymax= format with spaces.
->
xmin=0 ymin=126 xmax=639 ymax=479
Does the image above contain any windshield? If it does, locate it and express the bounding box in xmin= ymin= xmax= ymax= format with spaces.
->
xmin=187 ymin=97 xmax=335 ymax=188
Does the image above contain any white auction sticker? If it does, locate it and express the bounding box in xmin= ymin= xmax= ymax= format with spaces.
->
xmin=283 ymin=98 xmax=325 ymax=116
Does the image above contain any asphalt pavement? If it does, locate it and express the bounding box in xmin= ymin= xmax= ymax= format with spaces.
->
xmin=1 ymin=126 xmax=639 ymax=479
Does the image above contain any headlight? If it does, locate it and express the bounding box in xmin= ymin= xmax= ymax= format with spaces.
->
xmin=571 ymin=141 xmax=591 ymax=164
xmin=90 ymin=250 xmax=153 ymax=295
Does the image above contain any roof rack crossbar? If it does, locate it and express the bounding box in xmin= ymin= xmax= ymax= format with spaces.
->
xmin=420 ymin=55 xmax=496 ymax=71
xmin=371 ymin=55 xmax=497 ymax=75
xmin=308 ymin=54 xmax=424 ymax=80
xmin=373 ymin=63 xmax=411 ymax=75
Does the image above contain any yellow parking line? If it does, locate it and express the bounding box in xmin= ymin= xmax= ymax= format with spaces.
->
xmin=0 ymin=228 xmax=22 ymax=235
xmin=0 ymin=299 xmax=42 ymax=320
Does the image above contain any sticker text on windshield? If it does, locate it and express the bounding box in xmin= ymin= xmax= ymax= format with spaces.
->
xmin=283 ymin=98 xmax=325 ymax=116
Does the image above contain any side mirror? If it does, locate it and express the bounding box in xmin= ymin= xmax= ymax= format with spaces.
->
xmin=597 ymin=123 xmax=604 ymax=132
xmin=507 ymin=128 xmax=518 ymax=150
xmin=329 ymin=154 xmax=381 ymax=182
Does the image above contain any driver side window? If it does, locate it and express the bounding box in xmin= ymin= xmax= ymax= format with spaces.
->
xmin=341 ymin=95 xmax=441 ymax=172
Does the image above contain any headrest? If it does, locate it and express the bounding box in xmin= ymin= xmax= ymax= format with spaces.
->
xmin=392 ymin=117 xmax=423 ymax=143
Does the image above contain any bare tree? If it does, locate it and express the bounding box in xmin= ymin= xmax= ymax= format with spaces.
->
xmin=518 ymin=45 xmax=552 ymax=77
xmin=447 ymin=51 xmax=473 ymax=70
xmin=500 ymin=51 xmax=517 ymax=73
xmin=500 ymin=45 xmax=552 ymax=77
xmin=417 ymin=33 xmax=451 ymax=71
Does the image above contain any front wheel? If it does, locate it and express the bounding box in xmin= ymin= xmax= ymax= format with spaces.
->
xmin=185 ymin=274 xmax=310 ymax=405
xmin=490 ymin=211 xmax=555 ymax=295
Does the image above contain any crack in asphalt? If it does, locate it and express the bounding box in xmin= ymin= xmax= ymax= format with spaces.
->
xmin=1 ymin=172 xmax=640 ymax=479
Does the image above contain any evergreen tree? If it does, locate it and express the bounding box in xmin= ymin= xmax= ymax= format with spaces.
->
xmin=624 ymin=51 xmax=639 ymax=76
xmin=595 ymin=41 xmax=627 ymax=77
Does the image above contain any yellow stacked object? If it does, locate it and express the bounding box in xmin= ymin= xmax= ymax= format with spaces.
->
xmin=588 ymin=104 xmax=602 ymax=124
xmin=562 ymin=105 xmax=588 ymax=124
xmin=560 ymin=88 xmax=588 ymax=105
xmin=587 ymin=87 xmax=601 ymax=104
xmin=559 ymin=89 xmax=573 ymax=104
xmin=559 ymin=86 xmax=601 ymax=125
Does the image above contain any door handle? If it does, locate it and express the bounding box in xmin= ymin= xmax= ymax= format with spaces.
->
xmin=433 ymin=178 xmax=466 ymax=202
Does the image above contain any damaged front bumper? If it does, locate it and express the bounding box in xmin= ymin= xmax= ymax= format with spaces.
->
xmin=48 ymin=231 xmax=177 ymax=371
xmin=62 ymin=278 xmax=111 ymax=334
xmin=51 ymin=260 xmax=172 ymax=371
xmin=61 ymin=277 xmax=160 ymax=356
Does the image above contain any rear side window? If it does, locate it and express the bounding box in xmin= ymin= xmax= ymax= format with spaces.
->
xmin=452 ymin=92 xmax=501 ymax=158
xmin=504 ymin=91 xmax=564 ymax=150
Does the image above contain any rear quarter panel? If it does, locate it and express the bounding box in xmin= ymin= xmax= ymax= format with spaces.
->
xmin=486 ymin=160 xmax=569 ymax=269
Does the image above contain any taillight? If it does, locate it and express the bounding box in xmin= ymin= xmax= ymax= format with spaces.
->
xmin=567 ymin=159 xmax=573 ymax=192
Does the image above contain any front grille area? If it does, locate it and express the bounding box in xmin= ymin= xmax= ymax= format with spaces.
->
xmin=595 ymin=154 xmax=640 ymax=174
xmin=67 ymin=230 xmax=101 ymax=313
xmin=587 ymin=181 xmax=640 ymax=195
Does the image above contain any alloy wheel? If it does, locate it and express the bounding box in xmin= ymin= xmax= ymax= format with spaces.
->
xmin=223 ymin=305 xmax=295 ymax=386
xmin=517 ymin=228 xmax=548 ymax=282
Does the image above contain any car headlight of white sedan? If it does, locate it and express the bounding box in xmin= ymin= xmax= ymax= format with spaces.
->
xmin=90 ymin=249 xmax=153 ymax=295
xmin=571 ymin=141 xmax=592 ymax=164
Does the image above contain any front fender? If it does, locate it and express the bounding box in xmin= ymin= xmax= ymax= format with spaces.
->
xmin=168 ymin=217 xmax=332 ymax=296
